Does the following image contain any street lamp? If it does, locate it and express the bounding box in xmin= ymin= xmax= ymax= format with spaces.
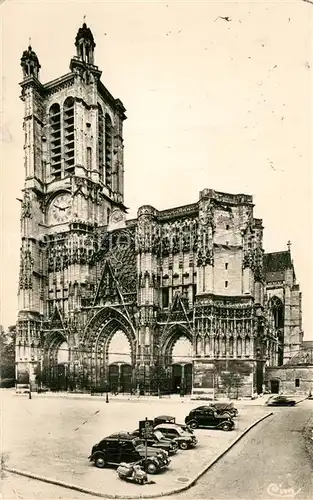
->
xmin=28 ymin=361 xmax=32 ymax=399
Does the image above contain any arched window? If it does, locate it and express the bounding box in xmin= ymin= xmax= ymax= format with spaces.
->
xmin=204 ymin=335 xmax=210 ymax=356
xmin=63 ymin=97 xmax=75 ymax=176
xmin=237 ymin=337 xmax=242 ymax=357
xmin=244 ymin=336 xmax=250 ymax=356
xmin=269 ymin=296 xmax=284 ymax=329
xmin=57 ymin=341 xmax=69 ymax=364
xmin=214 ymin=336 xmax=220 ymax=357
xmin=229 ymin=336 xmax=234 ymax=357
xmin=98 ymin=104 xmax=104 ymax=181
xmin=49 ymin=103 xmax=61 ymax=180
xmin=105 ymin=114 xmax=113 ymax=188
xmin=222 ymin=336 xmax=227 ymax=357
xmin=172 ymin=336 xmax=193 ymax=363
xmin=108 ymin=330 xmax=131 ymax=365
xmin=196 ymin=336 xmax=202 ymax=356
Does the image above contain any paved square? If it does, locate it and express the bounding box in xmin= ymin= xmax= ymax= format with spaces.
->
xmin=1 ymin=391 xmax=270 ymax=498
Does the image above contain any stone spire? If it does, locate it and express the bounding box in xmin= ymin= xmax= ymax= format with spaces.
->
xmin=75 ymin=22 xmax=96 ymax=65
xmin=20 ymin=43 xmax=41 ymax=79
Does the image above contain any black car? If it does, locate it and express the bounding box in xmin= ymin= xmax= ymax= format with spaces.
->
xmin=153 ymin=415 xmax=194 ymax=434
xmin=131 ymin=429 xmax=179 ymax=455
xmin=195 ymin=404 xmax=238 ymax=418
xmin=89 ymin=432 xmax=170 ymax=474
xmin=185 ymin=407 xmax=235 ymax=431
xmin=266 ymin=396 xmax=296 ymax=407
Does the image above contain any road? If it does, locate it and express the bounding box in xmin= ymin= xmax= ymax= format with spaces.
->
xmin=2 ymin=399 xmax=312 ymax=499
xmin=160 ymin=400 xmax=313 ymax=500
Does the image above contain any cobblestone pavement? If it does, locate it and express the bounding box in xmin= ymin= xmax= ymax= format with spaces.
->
xmin=1 ymin=390 xmax=272 ymax=499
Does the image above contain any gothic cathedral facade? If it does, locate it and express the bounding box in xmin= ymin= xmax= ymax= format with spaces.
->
xmin=16 ymin=24 xmax=303 ymax=396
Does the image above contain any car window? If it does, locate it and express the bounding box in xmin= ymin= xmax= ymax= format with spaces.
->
xmin=154 ymin=430 xmax=163 ymax=440
xmin=104 ymin=440 xmax=119 ymax=450
xmin=132 ymin=438 xmax=142 ymax=447
xmin=175 ymin=427 xmax=183 ymax=435
xmin=120 ymin=441 xmax=134 ymax=451
xmin=104 ymin=440 xmax=114 ymax=448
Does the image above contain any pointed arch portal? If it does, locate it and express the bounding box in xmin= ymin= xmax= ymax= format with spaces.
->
xmin=161 ymin=325 xmax=194 ymax=394
xmin=43 ymin=332 xmax=70 ymax=391
xmin=82 ymin=307 xmax=136 ymax=391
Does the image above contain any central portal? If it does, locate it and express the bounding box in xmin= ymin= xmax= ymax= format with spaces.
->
xmin=107 ymin=330 xmax=132 ymax=393
xmin=171 ymin=336 xmax=193 ymax=394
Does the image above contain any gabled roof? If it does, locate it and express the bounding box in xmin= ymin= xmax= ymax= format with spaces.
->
xmin=263 ymin=251 xmax=292 ymax=273
xmin=285 ymin=348 xmax=313 ymax=366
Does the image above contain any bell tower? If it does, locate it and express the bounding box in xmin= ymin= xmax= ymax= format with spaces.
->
xmin=75 ymin=22 xmax=96 ymax=65
xmin=21 ymin=43 xmax=41 ymax=79
xmin=16 ymin=24 xmax=127 ymax=388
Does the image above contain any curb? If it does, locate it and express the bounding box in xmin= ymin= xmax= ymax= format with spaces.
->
xmin=295 ymin=397 xmax=308 ymax=405
xmin=3 ymin=412 xmax=273 ymax=499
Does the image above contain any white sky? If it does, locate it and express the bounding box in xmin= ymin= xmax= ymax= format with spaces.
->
xmin=0 ymin=0 xmax=312 ymax=339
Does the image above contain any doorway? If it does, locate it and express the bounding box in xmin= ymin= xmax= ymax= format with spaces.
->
xmin=270 ymin=379 xmax=280 ymax=394
xmin=256 ymin=361 xmax=264 ymax=394
xmin=171 ymin=363 xmax=192 ymax=394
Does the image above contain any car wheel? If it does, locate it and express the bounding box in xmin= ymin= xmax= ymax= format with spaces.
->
xmin=188 ymin=420 xmax=198 ymax=429
xmin=221 ymin=422 xmax=232 ymax=431
xmin=179 ymin=441 xmax=188 ymax=450
xmin=95 ymin=456 xmax=106 ymax=468
xmin=146 ymin=461 xmax=158 ymax=474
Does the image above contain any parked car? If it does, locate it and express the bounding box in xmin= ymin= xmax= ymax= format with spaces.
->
xmin=0 ymin=378 xmax=15 ymax=388
xmin=153 ymin=415 xmax=194 ymax=434
xmin=89 ymin=432 xmax=170 ymax=474
xmin=266 ymin=395 xmax=296 ymax=407
xmin=194 ymin=403 xmax=238 ymax=418
xmin=131 ymin=428 xmax=179 ymax=455
xmin=185 ymin=407 xmax=235 ymax=431
xmin=209 ymin=403 xmax=238 ymax=418
xmin=154 ymin=424 xmax=198 ymax=449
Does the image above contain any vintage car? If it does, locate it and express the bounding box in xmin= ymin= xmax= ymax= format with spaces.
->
xmin=185 ymin=407 xmax=235 ymax=431
xmin=266 ymin=395 xmax=296 ymax=407
xmin=194 ymin=403 xmax=238 ymax=418
xmin=89 ymin=432 xmax=170 ymax=474
xmin=153 ymin=415 xmax=194 ymax=434
xmin=154 ymin=424 xmax=198 ymax=449
xmin=131 ymin=428 xmax=179 ymax=455
xmin=210 ymin=403 xmax=238 ymax=417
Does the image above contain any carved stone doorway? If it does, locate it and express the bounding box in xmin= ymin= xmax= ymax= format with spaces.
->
xmin=171 ymin=363 xmax=192 ymax=394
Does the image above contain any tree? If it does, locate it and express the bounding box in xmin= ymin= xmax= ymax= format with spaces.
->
xmin=220 ymin=371 xmax=244 ymax=398
xmin=0 ymin=325 xmax=16 ymax=385
xmin=149 ymin=363 xmax=170 ymax=395
xmin=215 ymin=359 xmax=253 ymax=399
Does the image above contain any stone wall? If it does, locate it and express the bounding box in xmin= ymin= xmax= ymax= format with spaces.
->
xmin=265 ymin=366 xmax=313 ymax=395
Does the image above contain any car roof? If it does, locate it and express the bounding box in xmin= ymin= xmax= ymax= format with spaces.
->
xmin=105 ymin=432 xmax=134 ymax=439
xmin=155 ymin=415 xmax=175 ymax=419
xmin=155 ymin=423 xmax=180 ymax=429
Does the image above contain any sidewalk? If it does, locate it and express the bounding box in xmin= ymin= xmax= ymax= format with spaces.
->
xmin=11 ymin=390 xmax=307 ymax=407
xmin=4 ymin=408 xmax=272 ymax=499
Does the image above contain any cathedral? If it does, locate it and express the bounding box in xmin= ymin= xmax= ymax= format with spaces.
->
xmin=16 ymin=24 xmax=303 ymax=397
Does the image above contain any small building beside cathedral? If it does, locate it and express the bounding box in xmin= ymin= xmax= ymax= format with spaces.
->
xmin=16 ymin=24 xmax=303 ymax=397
